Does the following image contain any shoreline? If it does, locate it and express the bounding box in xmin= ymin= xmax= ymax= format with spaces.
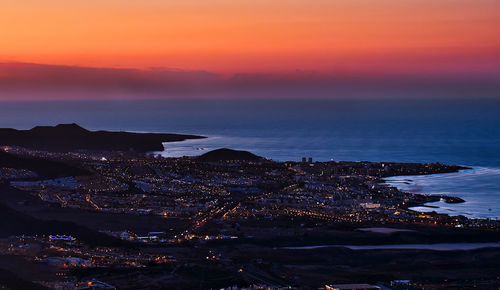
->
xmin=1 ymin=126 xmax=495 ymax=225
xmin=0 ymin=123 xmax=206 ymax=153
xmin=383 ymin=169 xmax=469 ymax=219
xmin=384 ymin=167 xmax=499 ymax=220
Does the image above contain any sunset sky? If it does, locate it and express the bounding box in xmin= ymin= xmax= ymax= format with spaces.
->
xmin=1 ymin=0 xmax=499 ymax=99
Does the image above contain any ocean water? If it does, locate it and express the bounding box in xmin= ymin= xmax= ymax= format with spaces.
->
xmin=385 ymin=168 xmax=500 ymax=219
xmin=0 ymin=98 xmax=499 ymax=218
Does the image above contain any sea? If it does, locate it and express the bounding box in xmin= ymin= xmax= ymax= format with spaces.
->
xmin=0 ymin=98 xmax=499 ymax=219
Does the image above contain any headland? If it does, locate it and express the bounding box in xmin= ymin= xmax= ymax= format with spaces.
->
xmin=0 ymin=123 xmax=205 ymax=152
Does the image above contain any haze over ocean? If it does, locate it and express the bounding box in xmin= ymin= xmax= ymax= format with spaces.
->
xmin=1 ymin=98 xmax=499 ymax=218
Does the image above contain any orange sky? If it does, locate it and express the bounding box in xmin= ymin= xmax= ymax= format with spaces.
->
xmin=1 ymin=0 xmax=500 ymax=74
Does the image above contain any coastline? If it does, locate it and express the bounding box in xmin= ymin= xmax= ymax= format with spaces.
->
xmin=0 ymin=123 xmax=206 ymax=153
xmin=2 ymin=130 xmax=500 ymax=288
xmin=385 ymin=167 xmax=500 ymax=220
xmin=1 ymin=125 xmax=496 ymax=224
xmin=158 ymin=136 xmax=490 ymax=220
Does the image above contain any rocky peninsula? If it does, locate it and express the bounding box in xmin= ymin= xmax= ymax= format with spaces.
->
xmin=0 ymin=123 xmax=205 ymax=152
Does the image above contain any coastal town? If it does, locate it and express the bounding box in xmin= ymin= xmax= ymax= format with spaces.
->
xmin=2 ymin=144 xmax=485 ymax=234
xmin=1 ymin=139 xmax=499 ymax=289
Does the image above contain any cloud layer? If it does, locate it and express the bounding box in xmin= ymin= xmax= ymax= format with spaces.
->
xmin=1 ymin=62 xmax=499 ymax=100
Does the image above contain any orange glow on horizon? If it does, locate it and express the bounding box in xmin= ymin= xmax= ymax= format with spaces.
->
xmin=0 ymin=0 xmax=500 ymax=73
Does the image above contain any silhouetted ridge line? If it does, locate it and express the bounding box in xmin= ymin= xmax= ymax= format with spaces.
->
xmin=0 ymin=123 xmax=205 ymax=152
xmin=197 ymin=148 xmax=263 ymax=162
xmin=31 ymin=123 xmax=89 ymax=133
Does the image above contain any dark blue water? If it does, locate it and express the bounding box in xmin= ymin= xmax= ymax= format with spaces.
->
xmin=0 ymin=99 xmax=499 ymax=218
xmin=385 ymin=168 xmax=500 ymax=219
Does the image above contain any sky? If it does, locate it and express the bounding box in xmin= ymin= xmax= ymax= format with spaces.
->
xmin=1 ymin=0 xmax=499 ymax=99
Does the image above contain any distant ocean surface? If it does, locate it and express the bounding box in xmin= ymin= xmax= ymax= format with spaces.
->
xmin=0 ymin=98 xmax=499 ymax=219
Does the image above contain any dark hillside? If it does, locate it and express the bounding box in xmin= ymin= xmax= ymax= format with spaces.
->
xmin=0 ymin=123 xmax=204 ymax=152
xmin=0 ymin=202 xmax=130 ymax=248
xmin=197 ymin=148 xmax=263 ymax=162
xmin=0 ymin=151 xmax=89 ymax=178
